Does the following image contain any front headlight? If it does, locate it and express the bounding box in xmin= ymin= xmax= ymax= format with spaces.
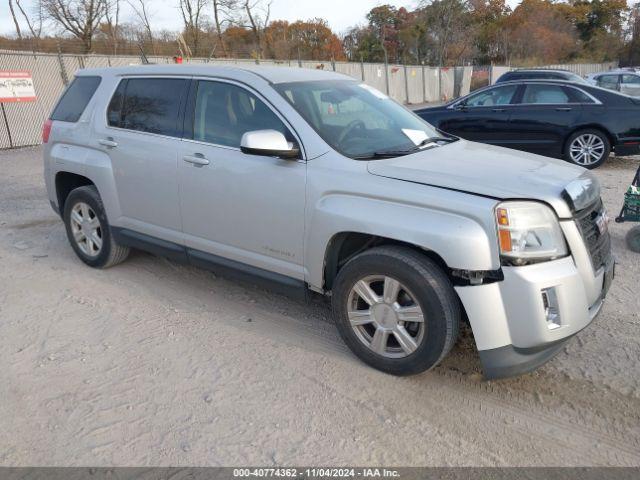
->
xmin=495 ymin=201 xmax=568 ymax=265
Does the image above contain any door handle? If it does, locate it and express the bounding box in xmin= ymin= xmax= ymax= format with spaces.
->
xmin=556 ymin=107 xmax=572 ymax=112
xmin=183 ymin=154 xmax=210 ymax=166
xmin=99 ymin=138 xmax=118 ymax=148
xmin=492 ymin=108 xmax=506 ymax=112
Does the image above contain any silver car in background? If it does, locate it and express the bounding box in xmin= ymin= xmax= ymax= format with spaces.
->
xmin=43 ymin=65 xmax=614 ymax=379
xmin=586 ymin=70 xmax=640 ymax=96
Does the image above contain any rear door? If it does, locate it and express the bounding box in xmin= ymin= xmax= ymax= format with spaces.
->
xmin=94 ymin=76 xmax=189 ymax=241
xmin=507 ymin=83 xmax=583 ymax=157
xmin=438 ymin=83 xmax=520 ymax=145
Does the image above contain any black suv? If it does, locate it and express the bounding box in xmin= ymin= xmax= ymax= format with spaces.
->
xmin=496 ymin=69 xmax=588 ymax=85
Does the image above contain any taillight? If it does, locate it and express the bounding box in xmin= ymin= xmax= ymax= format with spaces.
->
xmin=42 ymin=119 xmax=52 ymax=143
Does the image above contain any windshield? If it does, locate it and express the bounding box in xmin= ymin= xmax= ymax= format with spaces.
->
xmin=273 ymin=80 xmax=442 ymax=159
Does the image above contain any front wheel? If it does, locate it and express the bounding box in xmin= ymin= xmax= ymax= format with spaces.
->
xmin=331 ymin=246 xmax=460 ymax=376
xmin=564 ymin=129 xmax=610 ymax=169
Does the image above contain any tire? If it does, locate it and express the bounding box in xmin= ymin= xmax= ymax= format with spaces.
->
xmin=63 ymin=185 xmax=130 ymax=268
xmin=564 ymin=129 xmax=610 ymax=169
xmin=331 ymin=246 xmax=460 ymax=376
xmin=627 ymin=225 xmax=640 ymax=253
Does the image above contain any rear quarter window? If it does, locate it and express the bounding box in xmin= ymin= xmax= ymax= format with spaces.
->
xmin=51 ymin=76 xmax=101 ymax=122
xmin=501 ymin=73 xmax=522 ymax=81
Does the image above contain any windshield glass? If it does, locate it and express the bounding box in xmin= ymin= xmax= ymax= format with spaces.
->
xmin=273 ymin=80 xmax=441 ymax=159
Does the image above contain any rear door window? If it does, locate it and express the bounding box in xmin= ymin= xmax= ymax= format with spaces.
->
xmin=567 ymin=87 xmax=595 ymax=104
xmin=521 ymin=84 xmax=570 ymax=104
xmin=51 ymin=76 xmax=101 ymax=122
xmin=109 ymin=78 xmax=188 ymax=137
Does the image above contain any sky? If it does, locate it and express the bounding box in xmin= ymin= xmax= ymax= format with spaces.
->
xmin=0 ymin=0 xmax=635 ymax=37
xmin=2 ymin=0 xmax=411 ymax=36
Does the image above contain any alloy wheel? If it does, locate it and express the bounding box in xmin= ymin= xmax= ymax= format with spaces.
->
xmin=70 ymin=202 xmax=103 ymax=257
xmin=346 ymin=275 xmax=425 ymax=358
xmin=569 ymin=133 xmax=606 ymax=166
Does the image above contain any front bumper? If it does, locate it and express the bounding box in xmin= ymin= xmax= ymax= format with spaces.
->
xmin=456 ymin=254 xmax=614 ymax=380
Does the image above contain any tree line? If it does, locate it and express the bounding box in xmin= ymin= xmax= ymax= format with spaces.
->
xmin=3 ymin=0 xmax=640 ymax=66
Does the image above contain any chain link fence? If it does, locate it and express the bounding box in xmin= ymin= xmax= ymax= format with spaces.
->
xmin=0 ymin=49 xmax=616 ymax=150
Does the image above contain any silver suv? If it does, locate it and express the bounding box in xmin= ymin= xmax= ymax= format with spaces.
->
xmin=43 ymin=65 xmax=614 ymax=379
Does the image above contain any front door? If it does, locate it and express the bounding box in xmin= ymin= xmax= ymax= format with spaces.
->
xmin=178 ymin=79 xmax=306 ymax=281
xmin=439 ymin=83 xmax=520 ymax=147
xmin=595 ymin=74 xmax=621 ymax=92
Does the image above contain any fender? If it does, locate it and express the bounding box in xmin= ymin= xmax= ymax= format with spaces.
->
xmin=305 ymin=192 xmax=500 ymax=291
xmin=49 ymin=142 xmax=122 ymax=223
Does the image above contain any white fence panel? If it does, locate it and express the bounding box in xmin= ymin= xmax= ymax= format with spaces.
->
xmin=405 ymin=66 xmax=423 ymax=104
xmin=387 ymin=65 xmax=407 ymax=103
xmin=440 ymin=67 xmax=455 ymax=102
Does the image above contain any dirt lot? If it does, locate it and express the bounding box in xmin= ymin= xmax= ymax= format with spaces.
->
xmin=0 ymin=146 xmax=639 ymax=466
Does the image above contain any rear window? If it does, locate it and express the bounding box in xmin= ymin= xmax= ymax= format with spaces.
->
xmin=107 ymin=78 xmax=188 ymax=137
xmin=51 ymin=76 xmax=101 ymax=122
xmin=500 ymin=72 xmax=523 ymax=81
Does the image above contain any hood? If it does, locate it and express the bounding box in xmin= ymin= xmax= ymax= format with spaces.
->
xmin=367 ymin=139 xmax=590 ymax=218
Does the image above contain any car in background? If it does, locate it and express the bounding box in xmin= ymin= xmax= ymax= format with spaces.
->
xmin=496 ymin=69 xmax=588 ymax=85
xmin=585 ymin=70 xmax=640 ymax=97
xmin=415 ymin=79 xmax=640 ymax=168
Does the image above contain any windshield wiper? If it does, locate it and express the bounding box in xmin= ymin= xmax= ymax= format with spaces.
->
xmin=412 ymin=136 xmax=457 ymax=148
xmin=352 ymin=150 xmax=413 ymax=160
xmin=353 ymin=136 xmax=457 ymax=160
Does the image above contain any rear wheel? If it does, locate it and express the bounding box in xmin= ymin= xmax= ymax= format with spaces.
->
xmin=627 ymin=225 xmax=640 ymax=253
xmin=63 ymin=185 xmax=130 ymax=268
xmin=331 ymin=246 xmax=459 ymax=376
xmin=564 ymin=129 xmax=610 ymax=169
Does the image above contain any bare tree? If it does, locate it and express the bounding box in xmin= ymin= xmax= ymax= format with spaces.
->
xmin=104 ymin=0 xmax=121 ymax=53
xmin=16 ymin=0 xmax=44 ymax=39
xmin=127 ymin=0 xmax=155 ymax=51
xmin=179 ymin=0 xmax=208 ymax=56
xmin=42 ymin=0 xmax=109 ymax=52
xmin=8 ymin=0 xmax=23 ymax=40
xmin=241 ymin=0 xmax=271 ymax=58
xmin=212 ymin=0 xmax=236 ymax=57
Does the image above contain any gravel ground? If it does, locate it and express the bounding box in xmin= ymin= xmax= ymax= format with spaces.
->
xmin=0 ymin=146 xmax=639 ymax=466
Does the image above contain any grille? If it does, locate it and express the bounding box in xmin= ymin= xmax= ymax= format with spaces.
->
xmin=574 ymin=199 xmax=611 ymax=271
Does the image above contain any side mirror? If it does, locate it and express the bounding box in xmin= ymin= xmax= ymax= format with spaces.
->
xmin=454 ymin=101 xmax=467 ymax=110
xmin=240 ymin=130 xmax=300 ymax=159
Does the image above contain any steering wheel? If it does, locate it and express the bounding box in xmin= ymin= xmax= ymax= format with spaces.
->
xmin=337 ymin=120 xmax=366 ymax=144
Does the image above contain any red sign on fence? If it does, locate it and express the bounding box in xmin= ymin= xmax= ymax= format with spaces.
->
xmin=0 ymin=71 xmax=37 ymax=103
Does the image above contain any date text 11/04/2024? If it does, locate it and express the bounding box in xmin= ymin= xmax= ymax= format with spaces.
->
xmin=232 ymin=468 xmax=401 ymax=478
